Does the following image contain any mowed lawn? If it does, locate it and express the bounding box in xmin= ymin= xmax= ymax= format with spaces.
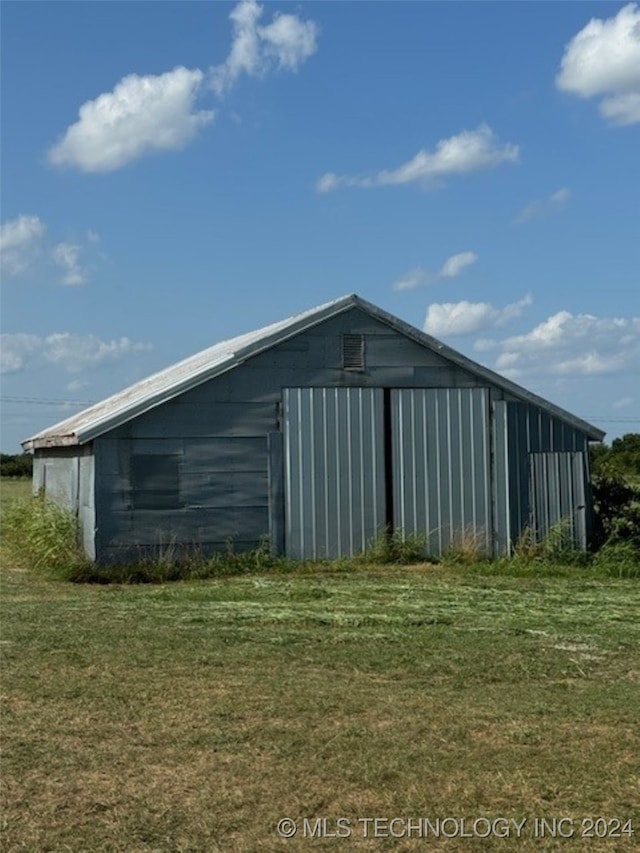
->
xmin=1 ymin=481 xmax=639 ymax=851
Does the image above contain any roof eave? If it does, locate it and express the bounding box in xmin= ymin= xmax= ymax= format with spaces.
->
xmin=22 ymin=433 xmax=79 ymax=452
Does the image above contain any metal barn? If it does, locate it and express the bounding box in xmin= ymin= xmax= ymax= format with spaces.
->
xmin=23 ymin=294 xmax=604 ymax=563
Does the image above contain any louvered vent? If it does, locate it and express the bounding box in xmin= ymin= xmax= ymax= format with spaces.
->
xmin=342 ymin=334 xmax=365 ymax=371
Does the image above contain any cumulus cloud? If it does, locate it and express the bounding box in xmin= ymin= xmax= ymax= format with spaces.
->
xmin=49 ymin=67 xmax=214 ymax=173
xmin=52 ymin=242 xmax=87 ymax=286
xmin=0 ymin=333 xmax=152 ymax=375
xmin=515 ymin=187 xmax=571 ymax=224
xmin=210 ymin=0 xmax=319 ymax=94
xmin=47 ymin=2 xmax=319 ymax=173
xmin=393 ymin=251 xmax=478 ymax=291
xmin=317 ymin=124 xmax=519 ymax=193
xmin=424 ymin=294 xmax=532 ymax=337
xmin=0 ymin=215 xmax=45 ymax=277
xmin=489 ymin=311 xmax=640 ymax=378
xmin=556 ymin=3 xmax=640 ymax=125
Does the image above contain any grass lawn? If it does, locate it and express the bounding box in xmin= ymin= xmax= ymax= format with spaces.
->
xmin=2 ymin=536 xmax=639 ymax=851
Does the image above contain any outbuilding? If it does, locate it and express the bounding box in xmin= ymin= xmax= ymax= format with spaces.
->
xmin=23 ymin=294 xmax=604 ymax=563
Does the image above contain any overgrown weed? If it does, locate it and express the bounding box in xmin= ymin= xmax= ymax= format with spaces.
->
xmin=0 ymin=494 xmax=89 ymax=579
xmin=356 ymin=528 xmax=430 ymax=565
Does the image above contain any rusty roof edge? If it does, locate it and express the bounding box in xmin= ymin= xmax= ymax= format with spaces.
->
xmin=352 ymin=294 xmax=606 ymax=442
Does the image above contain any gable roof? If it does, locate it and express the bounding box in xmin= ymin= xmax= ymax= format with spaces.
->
xmin=23 ymin=293 xmax=605 ymax=450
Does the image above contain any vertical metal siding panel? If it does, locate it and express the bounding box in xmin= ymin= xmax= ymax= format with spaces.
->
xmin=392 ymin=388 xmax=491 ymax=557
xmin=491 ymin=401 xmax=511 ymax=556
xmin=417 ymin=390 xmax=428 ymax=537
xmin=478 ymin=389 xmax=492 ymax=553
xmin=283 ymin=388 xmax=385 ymax=558
xmin=268 ymin=432 xmax=285 ymax=555
xmin=78 ymin=449 xmax=96 ymax=561
xmin=437 ymin=390 xmax=452 ymax=548
xmin=529 ymin=451 xmax=588 ymax=549
xmin=461 ymin=390 xmax=473 ymax=531
xmin=574 ymin=452 xmax=588 ymax=550
xmin=33 ymin=456 xmax=45 ymax=494
xmin=426 ymin=391 xmax=441 ymax=552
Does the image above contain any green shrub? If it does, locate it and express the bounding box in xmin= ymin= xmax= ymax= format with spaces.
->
xmin=592 ymin=541 xmax=640 ymax=579
xmin=1 ymin=494 xmax=89 ymax=579
xmin=0 ymin=452 xmax=33 ymax=478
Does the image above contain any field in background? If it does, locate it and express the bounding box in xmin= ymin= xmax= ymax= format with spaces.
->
xmin=0 ymin=478 xmax=31 ymax=502
xmin=2 ymin=547 xmax=639 ymax=850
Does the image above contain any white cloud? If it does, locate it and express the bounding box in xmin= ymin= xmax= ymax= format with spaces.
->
xmin=0 ymin=333 xmax=152 ymax=375
xmin=392 ymin=267 xmax=428 ymax=292
xmin=52 ymin=242 xmax=87 ymax=286
xmin=0 ymin=334 xmax=42 ymax=374
xmin=0 ymin=215 xmax=45 ymax=277
xmin=556 ymin=3 xmax=640 ymax=125
xmin=439 ymin=251 xmax=478 ymax=279
xmin=599 ymin=92 xmax=640 ymax=125
xmin=86 ymin=230 xmax=101 ymax=244
xmin=317 ymin=124 xmax=519 ymax=192
xmin=424 ymin=294 xmax=532 ymax=337
xmin=393 ymin=251 xmax=478 ymax=291
xmin=48 ymin=67 xmax=215 ymax=173
xmin=210 ymin=0 xmax=319 ymax=95
xmin=48 ymin=2 xmax=319 ymax=173
xmin=490 ymin=311 xmax=640 ymax=378
xmin=515 ymin=187 xmax=571 ymax=224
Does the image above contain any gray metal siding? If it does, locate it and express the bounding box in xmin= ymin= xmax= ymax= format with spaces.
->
xmin=392 ymin=388 xmax=492 ymax=556
xmin=93 ymin=308 xmax=487 ymax=563
xmin=35 ymin=452 xmax=78 ymax=510
xmin=529 ymin=452 xmax=588 ymax=550
xmin=492 ymin=401 xmax=591 ymax=551
xmin=87 ymin=306 xmax=594 ymax=563
xmin=78 ymin=449 xmax=96 ymax=560
xmin=33 ymin=447 xmax=95 ymax=560
xmin=283 ymin=387 xmax=386 ymax=559
xmin=491 ymin=400 xmax=511 ymax=556
xmin=94 ymin=435 xmax=269 ymax=563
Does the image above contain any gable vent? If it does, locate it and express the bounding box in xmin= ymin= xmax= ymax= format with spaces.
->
xmin=342 ymin=334 xmax=365 ymax=371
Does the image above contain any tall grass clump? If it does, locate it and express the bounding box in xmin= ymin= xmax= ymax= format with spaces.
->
xmin=358 ymin=528 xmax=429 ymax=565
xmin=441 ymin=526 xmax=491 ymax=565
xmin=510 ymin=519 xmax=589 ymax=567
xmin=1 ymin=494 xmax=89 ymax=579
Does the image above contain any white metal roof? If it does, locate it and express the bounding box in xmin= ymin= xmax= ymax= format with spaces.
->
xmin=23 ymin=293 xmax=605 ymax=450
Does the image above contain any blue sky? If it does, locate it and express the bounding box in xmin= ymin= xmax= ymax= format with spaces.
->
xmin=1 ymin=1 xmax=639 ymax=452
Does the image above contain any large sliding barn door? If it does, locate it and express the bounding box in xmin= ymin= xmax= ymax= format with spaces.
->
xmin=283 ymin=388 xmax=386 ymax=559
xmin=391 ymin=388 xmax=492 ymax=556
